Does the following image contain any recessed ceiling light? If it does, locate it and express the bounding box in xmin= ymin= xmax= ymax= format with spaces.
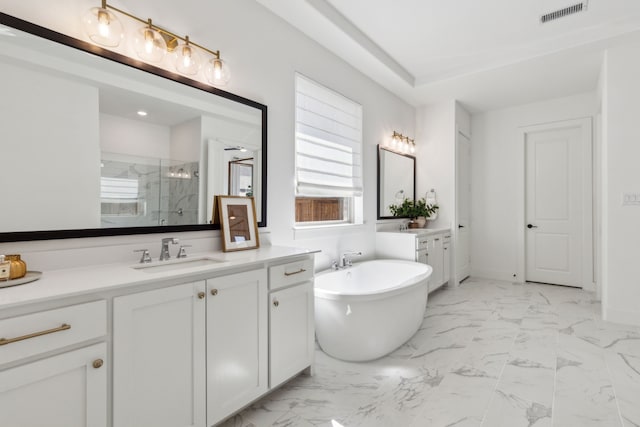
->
xmin=137 ymin=110 xmax=148 ymax=116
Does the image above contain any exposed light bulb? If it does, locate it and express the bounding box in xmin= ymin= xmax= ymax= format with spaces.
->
xmin=97 ymin=10 xmax=110 ymax=38
xmin=133 ymin=20 xmax=167 ymax=63
xmin=82 ymin=6 xmax=124 ymax=47
xmin=205 ymin=57 xmax=231 ymax=86
xmin=174 ymin=37 xmax=200 ymax=75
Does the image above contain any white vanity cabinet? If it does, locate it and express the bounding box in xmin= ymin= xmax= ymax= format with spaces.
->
xmin=376 ymin=229 xmax=452 ymax=292
xmin=113 ymin=282 xmax=206 ymax=427
xmin=113 ymin=270 xmax=267 ymax=427
xmin=0 ymin=301 xmax=108 ymax=427
xmin=206 ymin=269 xmax=268 ymax=426
xmin=2 ymin=246 xmax=316 ymax=427
xmin=268 ymin=256 xmax=315 ymax=388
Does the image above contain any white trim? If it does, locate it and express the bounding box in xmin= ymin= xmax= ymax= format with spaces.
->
xmin=604 ymin=306 xmax=640 ymax=327
xmin=293 ymin=223 xmax=367 ymax=240
xmin=517 ymin=117 xmax=594 ymax=289
xmin=470 ymin=268 xmax=517 ymax=282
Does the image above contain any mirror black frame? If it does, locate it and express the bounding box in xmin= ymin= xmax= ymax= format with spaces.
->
xmin=0 ymin=12 xmax=267 ymax=243
xmin=377 ymin=145 xmax=416 ymax=220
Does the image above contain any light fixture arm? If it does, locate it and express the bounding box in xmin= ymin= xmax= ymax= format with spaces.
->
xmin=100 ymin=0 xmax=221 ymax=59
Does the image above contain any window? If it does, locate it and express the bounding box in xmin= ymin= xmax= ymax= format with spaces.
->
xmin=294 ymin=74 xmax=363 ymax=225
xmin=100 ymin=177 xmax=142 ymax=216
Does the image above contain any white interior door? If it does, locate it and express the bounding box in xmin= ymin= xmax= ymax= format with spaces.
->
xmin=525 ymin=124 xmax=583 ymax=287
xmin=456 ymin=131 xmax=471 ymax=282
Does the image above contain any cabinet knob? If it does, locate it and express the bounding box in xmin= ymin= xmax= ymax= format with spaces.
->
xmin=92 ymin=359 xmax=104 ymax=369
xmin=211 ymin=289 xmax=218 ymax=296
xmin=273 ymin=299 xmax=279 ymax=308
xmin=197 ymin=291 xmax=205 ymax=299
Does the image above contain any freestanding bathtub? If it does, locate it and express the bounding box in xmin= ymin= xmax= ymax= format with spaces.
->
xmin=314 ymin=260 xmax=432 ymax=362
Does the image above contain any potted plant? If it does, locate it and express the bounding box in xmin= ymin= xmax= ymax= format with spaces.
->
xmin=388 ymin=198 xmax=439 ymax=228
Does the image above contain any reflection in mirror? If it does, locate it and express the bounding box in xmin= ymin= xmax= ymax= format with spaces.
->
xmin=0 ymin=14 xmax=266 ymax=241
xmin=377 ymin=146 xmax=416 ymax=219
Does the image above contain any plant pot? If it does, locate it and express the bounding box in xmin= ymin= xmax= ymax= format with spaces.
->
xmin=416 ymin=216 xmax=427 ymax=228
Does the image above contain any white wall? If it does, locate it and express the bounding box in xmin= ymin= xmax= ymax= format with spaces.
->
xmin=470 ymin=92 xmax=598 ymax=281
xmin=0 ymin=0 xmax=415 ymax=271
xmin=415 ymin=101 xmax=456 ymax=230
xmin=600 ymin=44 xmax=640 ymax=326
xmin=100 ymin=113 xmax=171 ymax=159
xmin=170 ymin=118 xmax=201 ymax=163
xmin=0 ymin=61 xmax=100 ymax=232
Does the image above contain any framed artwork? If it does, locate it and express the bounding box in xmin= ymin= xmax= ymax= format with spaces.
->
xmin=215 ymin=195 xmax=260 ymax=252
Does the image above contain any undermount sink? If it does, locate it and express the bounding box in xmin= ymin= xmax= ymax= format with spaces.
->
xmin=132 ymin=257 xmax=226 ymax=273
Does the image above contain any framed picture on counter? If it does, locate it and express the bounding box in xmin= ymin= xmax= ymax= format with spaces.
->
xmin=215 ymin=195 xmax=260 ymax=252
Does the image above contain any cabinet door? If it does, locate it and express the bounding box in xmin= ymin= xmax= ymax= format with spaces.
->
xmin=0 ymin=343 xmax=107 ymax=427
xmin=207 ymin=269 xmax=268 ymax=426
xmin=428 ymin=237 xmax=444 ymax=291
xmin=443 ymin=241 xmax=451 ymax=284
xmin=113 ymin=282 xmax=206 ymax=427
xmin=270 ymin=281 xmax=314 ymax=387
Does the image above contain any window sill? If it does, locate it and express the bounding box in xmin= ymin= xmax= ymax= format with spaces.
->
xmin=292 ymin=222 xmax=367 ymax=240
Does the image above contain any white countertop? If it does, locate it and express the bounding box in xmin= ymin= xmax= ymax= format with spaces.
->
xmin=0 ymin=245 xmax=319 ymax=310
xmin=377 ymin=227 xmax=451 ymax=236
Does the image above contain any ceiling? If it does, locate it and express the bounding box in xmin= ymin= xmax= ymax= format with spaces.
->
xmin=257 ymin=0 xmax=640 ymax=112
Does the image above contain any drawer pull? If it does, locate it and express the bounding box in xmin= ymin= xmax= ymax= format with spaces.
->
xmin=211 ymin=289 xmax=218 ymax=296
xmin=0 ymin=323 xmax=71 ymax=346
xmin=92 ymin=359 xmax=104 ymax=369
xmin=284 ymin=268 xmax=306 ymax=277
xmin=273 ymin=299 xmax=280 ymax=308
xmin=197 ymin=292 xmax=206 ymax=299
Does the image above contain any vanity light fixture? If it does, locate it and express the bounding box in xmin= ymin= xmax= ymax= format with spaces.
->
xmin=388 ymin=131 xmax=416 ymax=154
xmin=83 ymin=0 xmax=231 ymax=85
xmin=168 ymin=168 xmax=191 ymax=179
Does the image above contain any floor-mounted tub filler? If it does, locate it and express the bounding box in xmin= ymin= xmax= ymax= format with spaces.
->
xmin=314 ymin=260 xmax=432 ymax=362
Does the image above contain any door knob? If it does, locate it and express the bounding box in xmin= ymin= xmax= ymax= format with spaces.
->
xmin=92 ymin=359 xmax=104 ymax=369
xmin=527 ymin=224 xmax=538 ymax=229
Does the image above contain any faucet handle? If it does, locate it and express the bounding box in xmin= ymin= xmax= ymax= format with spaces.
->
xmin=162 ymin=237 xmax=179 ymax=245
xmin=134 ymin=249 xmax=152 ymax=264
xmin=177 ymin=245 xmax=192 ymax=258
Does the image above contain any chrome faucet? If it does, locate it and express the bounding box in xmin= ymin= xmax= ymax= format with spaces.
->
xmin=334 ymin=251 xmax=362 ymax=269
xmin=159 ymin=237 xmax=179 ymax=261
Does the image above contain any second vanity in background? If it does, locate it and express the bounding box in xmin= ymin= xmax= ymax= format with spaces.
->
xmin=376 ymin=228 xmax=451 ymax=292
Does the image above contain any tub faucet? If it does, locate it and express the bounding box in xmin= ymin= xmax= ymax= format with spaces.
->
xmin=340 ymin=251 xmax=362 ymax=268
xmin=160 ymin=237 xmax=179 ymax=261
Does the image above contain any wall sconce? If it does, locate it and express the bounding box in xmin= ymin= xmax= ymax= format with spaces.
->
xmin=82 ymin=0 xmax=231 ymax=85
xmin=388 ymin=131 xmax=416 ymax=154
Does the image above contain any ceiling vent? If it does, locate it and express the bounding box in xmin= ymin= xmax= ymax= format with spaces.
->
xmin=540 ymin=2 xmax=588 ymax=23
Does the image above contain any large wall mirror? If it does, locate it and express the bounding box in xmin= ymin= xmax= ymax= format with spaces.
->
xmin=0 ymin=13 xmax=267 ymax=242
xmin=377 ymin=145 xmax=415 ymax=219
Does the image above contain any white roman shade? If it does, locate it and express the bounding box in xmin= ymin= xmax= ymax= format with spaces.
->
xmin=295 ymin=74 xmax=363 ymax=197
xmin=100 ymin=177 xmax=138 ymax=199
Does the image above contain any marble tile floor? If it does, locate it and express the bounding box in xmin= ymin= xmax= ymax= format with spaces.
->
xmin=221 ymin=278 xmax=640 ymax=427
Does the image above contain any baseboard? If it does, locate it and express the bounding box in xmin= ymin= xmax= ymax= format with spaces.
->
xmin=470 ymin=268 xmax=518 ymax=282
xmin=604 ymin=306 xmax=640 ymax=327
